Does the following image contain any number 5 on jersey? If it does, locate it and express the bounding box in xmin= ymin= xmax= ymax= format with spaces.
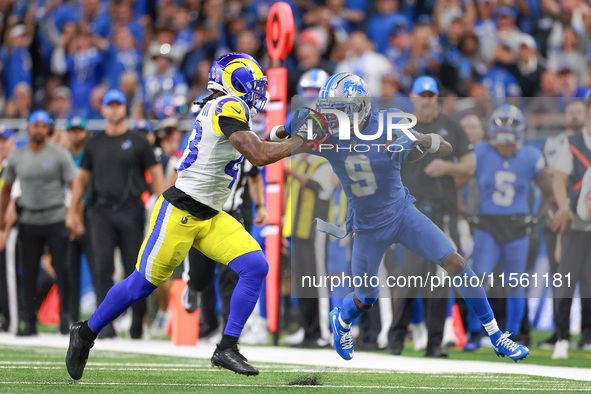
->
xmin=492 ymin=170 xmax=516 ymax=207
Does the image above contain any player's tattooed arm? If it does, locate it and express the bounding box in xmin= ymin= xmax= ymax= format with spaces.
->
xmin=230 ymin=129 xmax=307 ymax=166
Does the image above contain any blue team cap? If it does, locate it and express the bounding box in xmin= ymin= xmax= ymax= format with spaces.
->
xmin=134 ymin=119 xmax=154 ymax=133
xmin=496 ymin=7 xmax=517 ymax=19
xmin=0 ymin=125 xmax=14 ymax=139
xmin=28 ymin=110 xmax=52 ymax=125
xmin=411 ymin=76 xmax=440 ymax=95
xmin=102 ymin=89 xmax=127 ymax=107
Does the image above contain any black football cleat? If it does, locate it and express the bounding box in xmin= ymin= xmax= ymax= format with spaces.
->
xmin=211 ymin=344 xmax=259 ymax=376
xmin=66 ymin=321 xmax=94 ymax=380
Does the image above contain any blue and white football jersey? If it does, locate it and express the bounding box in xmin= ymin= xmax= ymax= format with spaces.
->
xmin=312 ymin=110 xmax=415 ymax=233
xmin=474 ymin=142 xmax=545 ymax=216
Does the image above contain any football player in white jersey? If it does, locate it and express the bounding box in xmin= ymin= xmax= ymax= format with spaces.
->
xmin=66 ymin=52 xmax=316 ymax=379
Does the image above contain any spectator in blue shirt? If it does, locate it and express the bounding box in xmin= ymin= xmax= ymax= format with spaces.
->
xmin=367 ymin=0 xmax=410 ymax=53
xmin=401 ymin=25 xmax=442 ymax=86
xmin=474 ymin=0 xmax=499 ymax=65
xmin=52 ymin=0 xmax=110 ymax=37
xmin=84 ymin=85 xmax=106 ymax=121
xmin=441 ymin=32 xmax=488 ymax=96
xmin=558 ymin=65 xmax=591 ymax=110
xmin=1 ymin=25 xmax=33 ymax=98
xmin=101 ymin=1 xmax=146 ymax=47
xmin=173 ymin=8 xmax=195 ymax=55
xmin=479 ymin=63 xmax=522 ymax=106
xmin=104 ymin=27 xmax=142 ymax=90
xmin=326 ymin=0 xmax=366 ymax=34
xmin=51 ymin=28 xmax=107 ymax=115
xmin=142 ymin=45 xmax=188 ymax=119
xmin=385 ymin=24 xmax=413 ymax=92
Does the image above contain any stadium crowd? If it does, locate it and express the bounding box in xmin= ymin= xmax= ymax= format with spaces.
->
xmin=0 ymin=0 xmax=589 ymax=363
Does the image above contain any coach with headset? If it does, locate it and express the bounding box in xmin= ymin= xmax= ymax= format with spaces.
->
xmin=0 ymin=110 xmax=77 ymax=336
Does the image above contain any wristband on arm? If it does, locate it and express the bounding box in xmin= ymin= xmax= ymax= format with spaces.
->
xmin=270 ymin=125 xmax=288 ymax=142
xmin=427 ymin=134 xmax=441 ymax=153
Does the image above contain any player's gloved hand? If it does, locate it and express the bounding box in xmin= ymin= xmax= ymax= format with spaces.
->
xmin=285 ymin=108 xmax=330 ymax=151
xmin=384 ymin=129 xmax=418 ymax=163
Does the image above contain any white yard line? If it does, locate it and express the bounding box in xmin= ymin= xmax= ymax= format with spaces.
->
xmin=1 ymin=333 xmax=590 ymax=382
xmin=0 ymin=382 xmax=586 ymax=391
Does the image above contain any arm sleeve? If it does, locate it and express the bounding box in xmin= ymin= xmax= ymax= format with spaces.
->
xmin=218 ymin=116 xmax=250 ymax=138
xmin=577 ymin=168 xmax=591 ymax=220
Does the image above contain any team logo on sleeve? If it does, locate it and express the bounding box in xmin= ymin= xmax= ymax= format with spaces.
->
xmin=121 ymin=140 xmax=132 ymax=150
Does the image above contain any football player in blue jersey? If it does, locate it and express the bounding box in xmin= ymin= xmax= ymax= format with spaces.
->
xmin=271 ymin=72 xmax=531 ymax=362
xmin=463 ymin=105 xmax=553 ymax=351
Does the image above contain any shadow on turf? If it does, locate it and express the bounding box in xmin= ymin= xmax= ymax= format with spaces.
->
xmin=288 ymin=374 xmax=322 ymax=386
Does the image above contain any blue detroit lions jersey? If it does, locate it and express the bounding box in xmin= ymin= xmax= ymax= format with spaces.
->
xmin=312 ymin=110 xmax=415 ymax=232
xmin=474 ymin=143 xmax=545 ymax=216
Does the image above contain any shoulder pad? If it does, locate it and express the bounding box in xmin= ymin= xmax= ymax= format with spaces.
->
xmin=214 ymin=95 xmax=250 ymax=124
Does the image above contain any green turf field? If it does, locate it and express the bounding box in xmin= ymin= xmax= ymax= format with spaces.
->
xmin=356 ymin=329 xmax=591 ymax=368
xmin=0 ymin=344 xmax=590 ymax=393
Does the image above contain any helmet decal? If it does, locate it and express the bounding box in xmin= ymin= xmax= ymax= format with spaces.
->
xmin=208 ymin=52 xmax=267 ymax=113
xmin=342 ymin=80 xmax=367 ymax=98
xmin=316 ymin=72 xmax=371 ymax=133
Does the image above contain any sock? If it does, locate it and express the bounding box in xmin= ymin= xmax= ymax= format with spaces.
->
xmin=338 ymin=313 xmax=351 ymax=329
xmin=225 ymin=251 xmax=268 ymax=337
xmin=79 ymin=321 xmax=98 ymax=342
xmin=483 ymin=318 xmax=500 ymax=336
xmin=454 ymin=266 xmax=495 ymax=328
xmin=219 ymin=334 xmax=239 ymax=350
xmin=466 ymin=305 xmax=483 ymax=334
xmin=340 ymin=293 xmax=365 ymax=324
xmin=88 ymin=270 xmax=157 ymax=333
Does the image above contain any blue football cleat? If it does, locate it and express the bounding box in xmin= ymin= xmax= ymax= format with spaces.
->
xmin=329 ymin=307 xmax=354 ymax=360
xmin=491 ymin=331 xmax=529 ymax=362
